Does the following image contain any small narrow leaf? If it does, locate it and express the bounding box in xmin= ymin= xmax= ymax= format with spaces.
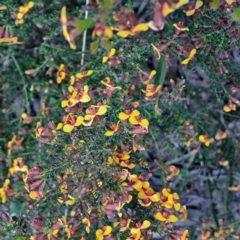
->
xmin=90 ymin=40 xmax=99 ymax=54
xmin=155 ymin=56 xmax=167 ymax=85
xmin=75 ymin=19 xmax=95 ymax=33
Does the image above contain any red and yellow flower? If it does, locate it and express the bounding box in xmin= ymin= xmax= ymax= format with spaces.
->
xmin=62 ymin=85 xmax=91 ymax=108
xmin=129 ymin=112 xmax=149 ymax=129
xmin=101 ymin=77 xmax=121 ymax=91
xmin=215 ymin=130 xmax=227 ymax=140
xmin=76 ymin=70 xmax=93 ymax=79
xmin=82 ymin=217 xmax=91 ymax=233
xmin=185 ymin=1 xmax=203 ymax=16
xmin=113 ymin=219 xmax=131 ymax=232
xmin=143 ymin=70 xmax=156 ymax=85
xmin=58 ymin=216 xmax=72 ymax=239
xmin=117 ymin=23 xmax=148 ymax=38
xmin=102 ymin=48 xmax=116 ymax=63
xmin=138 ymin=188 xmax=160 ymax=207
xmin=219 ymin=158 xmax=229 ymax=166
xmin=173 ymin=22 xmax=189 ymax=31
xmin=56 ymin=113 xmax=84 ymax=133
xmin=129 ymin=221 xmax=151 ymax=240
xmin=178 ymin=230 xmax=189 ymax=240
xmin=56 ymin=64 xmax=67 ymax=84
xmin=142 ymin=84 xmax=161 ymax=97
xmin=105 ymin=121 xmax=120 ymax=136
xmin=198 ymin=135 xmax=214 ymax=147
xmin=92 ymin=24 xmax=113 ymax=39
xmin=154 ymin=211 xmax=178 ymax=223
xmin=83 ymin=103 xmax=109 ymax=126
xmin=8 ymin=158 xmax=28 ymax=176
xmin=161 ymin=188 xmax=181 ymax=211
xmin=58 ymin=195 xmax=76 ymax=206
xmin=0 ymin=179 xmax=11 ymax=203
xmin=15 ymin=1 xmax=34 ymax=25
xmin=96 ymin=226 xmax=112 ymax=240
xmin=224 ymin=102 xmax=236 ymax=112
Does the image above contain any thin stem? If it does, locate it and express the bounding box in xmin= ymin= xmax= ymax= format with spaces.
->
xmin=81 ymin=0 xmax=89 ymax=65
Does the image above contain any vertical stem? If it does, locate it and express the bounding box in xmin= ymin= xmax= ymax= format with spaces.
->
xmin=81 ymin=0 xmax=89 ymax=66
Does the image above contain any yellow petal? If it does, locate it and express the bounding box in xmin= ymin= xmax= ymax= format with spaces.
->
xmin=28 ymin=1 xmax=35 ymax=8
xmin=140 ymin=119 xmax=149 ymax=128
xmin=83 ymin=85 xmax=89 ymax=94
xmin=65 ymin=199 xmax=76 ymax=205
xmin=162 ymin=188 xmax=170 ymax=197
xmin=129 ymin=116 xmax=139 ymax=125
xmin=154 ymin=212 xmax=166 ymax=221
xmin=113 ymin=222 xmax=120 ymax=228
xmin=162 ymin=201 xmax=173 ymax=209
xmin=142 ymin=181 xmax=150 ymax=189
xmin=131 ymin=110 xmax=140 ymax=116
xmin=133 ymin=181 xmax=142 ymax=191
xmin=149 ymin=194 xmax=160 ymax=202
xmin=63 ymin=124 xmax=74 ymax=133
xmin=117 ymin=30 xmax=131 ymax=38
xmin=141 ymin=220 xmax=151 ymax=229
xmin=61 ymin=100 xmax=68 ymax=108
xmin=29 ymin=191 xmax=38 ymax=200
xmin=119 ymin=112 xmax=129 ymax=120
xmin=223 ymin=106 xmax=231 ymax=112
xmin=181 ymin=57 xmax=190 ymax=65
xmin=132 ymin=23 xmax=149 ymax=33
xmin=189 ymin=49 xmax=197 ymax=58
xmin=97 ymin=106 xmax=107 ymax=115
xmin=162 ymin=3 xmax=175 ymax=16
xmin=148 ymin=21 xmax=161 ymax=31
xmin=65 ymin=227 xmax=71 ymax=239
xmin=75 ymin=116 xmax=84 ymax=126
xmin=173 ymin=193 xmax=180 ymax=199
xmin=105 ymin=131 xmax=114 ymax=136
xmin=138 ymin=191 xmax=147 ymax=199
xmin=80 ymin=95 xmax=91 ymax=103
xmin=151 ymin=44 xmax=160 ymax=59
xmin=103 ymin=226 xmax=112 ymax=235
xmin=96 ymin=230 xmax=103 ymax=240
xmin=185 ymin=9 xmax=195 ymax=16
xmin=174 ymin=203 xmax=181 ymax=211
xmin=198 ymin=135 xmax=205 ymax=143
xmin=149 ymin=70 xmax=157 ymax=79
xmin=168 ymin=215 xmax=178 ymax=223
xmin=104 ymin=27 xmax=113 ymax=38
xmin=102 ymin=56 xmax=109 ymax=63
xmin=196 ymin=0 xmax=203 ymax=9
xmin=109 ymin=48 xmax=116 ymax=57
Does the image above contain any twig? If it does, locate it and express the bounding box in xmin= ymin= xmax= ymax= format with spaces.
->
xmin=81 ymin=0 xmax=89 ymax=65
xmin=11 ymin=54 xmax=30 ymax=115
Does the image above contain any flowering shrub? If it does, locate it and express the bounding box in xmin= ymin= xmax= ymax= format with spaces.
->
xmin=1 ymin=0 xmax=240 ymax=239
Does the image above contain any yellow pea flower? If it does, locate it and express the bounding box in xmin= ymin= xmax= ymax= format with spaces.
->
xmin=185 ymin=1 xmax=203 ymax=16
xmin=96 ymin=226 xmax=112 ymax=240
xmin=181 ymin=49 xmax=196 ymax=65
xmin=198 ymin=135 xmax=214 ymax=147
xmin=105 ymin=121 xmax=120 ymax=136
xmin=117 ymin=23 xmax=148 ymax=38
xmin=102 ymin=48 xmax=116 ymax=63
